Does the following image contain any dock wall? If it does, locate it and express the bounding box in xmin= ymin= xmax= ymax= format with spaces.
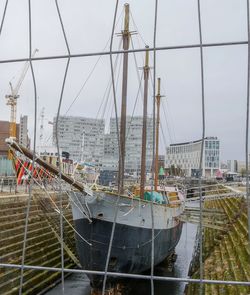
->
xmin=0 ymin=191 xmax=77 ymax=295
xmin=186 ymin=194 xmax=250 ymax=294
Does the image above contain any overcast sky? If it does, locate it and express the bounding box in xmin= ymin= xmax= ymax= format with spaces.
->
xmin=0 ymin=0 xmax=248 ymax=161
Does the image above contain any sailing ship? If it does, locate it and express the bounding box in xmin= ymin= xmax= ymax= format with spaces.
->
xmin=6 ymin=3 xmax=185 ymax=291
xmin=69 ymin=3 xmax=185 ymax=289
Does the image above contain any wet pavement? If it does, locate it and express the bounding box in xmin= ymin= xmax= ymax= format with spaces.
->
xmin=45 ymin=272 xmax=90 ymax=295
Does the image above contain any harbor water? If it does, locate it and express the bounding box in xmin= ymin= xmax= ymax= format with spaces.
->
xmin=46 ymin=222 xmax=197 ymax=295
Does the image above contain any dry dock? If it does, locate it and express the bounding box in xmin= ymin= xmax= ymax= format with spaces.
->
xmin=0 ymin=191 xmax=77 ymax=295
xmin=186 ymin=190 xmax=250 ymax=294
xmin=0 ymin=186 xmax=249 ymax=294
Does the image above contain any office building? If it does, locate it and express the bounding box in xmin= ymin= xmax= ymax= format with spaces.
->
xmin=166 ymin=137 xmax=220 ymax=177
xmin=0 ymin=116 xmax=29 ymax=157
xmin=0 ymin=116 xmax=29 ymax=175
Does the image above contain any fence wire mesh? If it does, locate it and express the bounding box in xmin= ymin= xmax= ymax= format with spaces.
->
xmin=0 ymin=1 xmax=250 ymax=295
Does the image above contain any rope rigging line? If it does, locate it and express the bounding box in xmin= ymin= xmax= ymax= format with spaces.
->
xmin=83 ymin=39 xmax=123 ymax=164
xmin=93 ymin=38 xmax=123 ymax=121
xmin=92 ymin=41 xmax=123 ymax=163
xmin=102 ymin=1 xmax=121 ymax=294
xmin=51 ymin=40 xmax=123 ymax=166
xmin=161 ymin=99 xmax=175 ymax=144
xmin=131 ymin=37 xmax=146 ymax=104
xmin=148 ymin=69 xmax=175 ymax=146
xmin=125 ymin=71 xmax=143 ymax=142
xmin=124 ymin=37 xmax=145 ymax=140
xmin=100 ymin=40 xmax=123 ymax=121
xmin=42 ymin=38 xmax=123 ymax=147
xmin=160 ymin=81 xmax=177 ymax=142
xmin=89 ymin=227 xmax=164 ymax=250
xmin=64 ymin=8 xmax=124 ymax=116
xmin=160 ymin=80 xmax=176 ymax=143
xmin=99 ymin=48 xmax=123 ymax=165
xmin=130 ymin=10 xmax=147 ymax=47
xmin=149 ymin=1 xmax=159 ymax=294
xmin=10 ymin=149 xmax=92 ymax=246
xmin=159 ymin=121 xmax=168 ymax=149
xmin=129 ymin=15 xmax=147 ymax=70
xmin=124 ymin=36 xmax=147 ymax=145
xmin=45 ymin=37 xmax=123 ymax=160
xmin=42 ymin=8 xmax=125 ymax=147
xmin=105 ymin=52 xmax=123 ymax=119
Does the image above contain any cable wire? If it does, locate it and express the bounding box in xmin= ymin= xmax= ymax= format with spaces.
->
xmin=246 ymin=0 xmax=250 ymax=243
xmin=131 ymin=37 xmax=145 ymax=104
xmin=0 ymin=0 xmax=8 ymax=36
xmin=19 ymin=1 xmax=38 ymax=293
xmin=130 ymin=10 xmax=147 ymax=47
xmin=102 ymin=1 xmax=120 ymax=294
xmin=2 ymin=263 xmax=249 ymax=285
xmin=0 ymin=40 xmax=248 ymax=65
xmin=2 ymin=2 xmax=250 ymax=293
xmin=197 ymin=1 xmax=206 ymax=294
xmin=54 ymin=0 xmax=72 ymax=292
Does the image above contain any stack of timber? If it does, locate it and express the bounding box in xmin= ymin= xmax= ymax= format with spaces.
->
xmin=186 ymin=196 xmax=250 ymax=295
xmin=0 ymin=192 xmax=78 ymax=295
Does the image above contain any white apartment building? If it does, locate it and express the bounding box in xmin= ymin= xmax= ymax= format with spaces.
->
xmin=166 ymin=137 xmax=220 ymax=177
xmin=53 ymin=115 xmax=154 ymax=171
xmin=53 ymin=116 xmax=105 ymax=163
xmin=103 ymin=116 xmax=153 ymax=172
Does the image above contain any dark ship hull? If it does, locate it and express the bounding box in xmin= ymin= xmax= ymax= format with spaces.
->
xmin=70 ymin=190 xmax=184 ymax=288
xmin=74 ymin=217 xmax=183 ymax=288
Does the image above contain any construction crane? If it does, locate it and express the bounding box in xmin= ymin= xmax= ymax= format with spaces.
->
xmin=5 ymin=48 xmax=38 ymax=159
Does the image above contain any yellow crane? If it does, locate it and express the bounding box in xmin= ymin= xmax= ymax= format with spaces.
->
xmin=6 ymin=49 xmax=38 ymax=159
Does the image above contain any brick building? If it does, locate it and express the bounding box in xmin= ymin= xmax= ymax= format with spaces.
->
xmin=0 ymin=121 xmax=20 ymax=157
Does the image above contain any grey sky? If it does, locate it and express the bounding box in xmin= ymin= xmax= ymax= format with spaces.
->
xmin=0 ymin=0 xmax=248 ymax=161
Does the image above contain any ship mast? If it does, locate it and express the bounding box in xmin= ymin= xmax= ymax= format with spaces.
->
xmin=140 ymin=47 xmax=150 ymax=199
xmin=118 ymin=3 xmax=130 ymax=194
xmin=154 ymin=78 xmax=162 ymax=191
